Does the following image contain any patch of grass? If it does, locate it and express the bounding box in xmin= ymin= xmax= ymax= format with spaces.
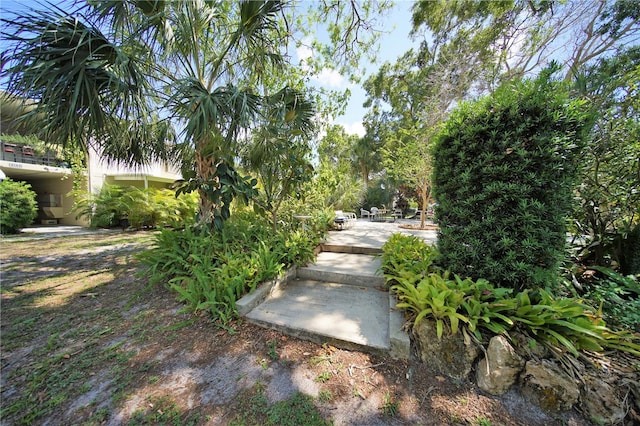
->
xmin=476 ymin=417 xmax=492 ymax=426
xmin=128 ymin=395 xmax=200 ymax=426
xmin=231 ymin=383 xmax=330 ymax=426
xmin=267 ymin=340 xmax=279 ymax=361
xmin=0 ymin=340 xmax=136 ymax=424
xmin=0 ymin=232 xmax=158 ymax=424
xmin=317 ymin=389 xmax=333 ymax=403
xmin=163 ymin=318 xmax=198 ymax=332
xmin=0 ymin=232 xmax=156 ymax=259
xmin=315 ymin=371 xmax=332 ymax=383
xmin=309 ymin=354 xmax=334 ymax=366
xmin=257 ymin=358 xmax=269 ymax=370
xmin=380 ymin=391 xmax=399 ymax=416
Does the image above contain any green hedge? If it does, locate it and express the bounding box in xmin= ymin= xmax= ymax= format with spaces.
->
xmin=0 ymin=178 xmax=38 ymax=234
xmin=433 ymin=70 xmax=593 ymax=291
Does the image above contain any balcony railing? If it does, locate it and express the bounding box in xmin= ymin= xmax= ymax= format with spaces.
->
xmin=1 ymin=141 xmax=70 ymax=168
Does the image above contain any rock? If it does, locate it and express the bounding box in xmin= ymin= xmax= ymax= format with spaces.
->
xmin=414 ymin=318 xmax=480 ymax=380
xmin=581 ymin=375 xmax=626 ymax=425
xmin=519 ymin=360 xmax=580 ymax=412
xmin=476 ymin=335 xmax=525 ymax=395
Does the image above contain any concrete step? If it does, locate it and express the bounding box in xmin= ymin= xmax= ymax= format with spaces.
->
xmin=245 ymin=278 xmax=391 ymax=354
xmin=297 ymin=252 xmax=385 ymax=288
xmin=320 ymin=243 xmax=383 ymax=255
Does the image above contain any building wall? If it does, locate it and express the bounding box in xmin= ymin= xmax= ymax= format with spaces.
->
xmin=87 ymin=146 xmax=182 ymax=194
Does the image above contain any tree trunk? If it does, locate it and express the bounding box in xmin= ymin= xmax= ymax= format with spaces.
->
xmin=420 ymin=184 xmax=431 ymax=230
xmin=195 ymin=142 xmax=218 ymax=227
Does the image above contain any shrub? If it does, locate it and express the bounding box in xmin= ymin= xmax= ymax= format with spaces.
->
xmin=139 ymin=211 xmax=328 ymax=324
xmin=0 ymin=178 xmax=38 ymax=234
xmin=73 ymin=184 xmax=198 ymax=229
xmin=581 ymin=266 xmax=640 ymax=332
xmin=432 ymin=69 xmax=593 ymax=291
xmin=382 ymin=234 xmax=640 ymax=357
xmin=359 ymin=178 xmax=394 ymax=211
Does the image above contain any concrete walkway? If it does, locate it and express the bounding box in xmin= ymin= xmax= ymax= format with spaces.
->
xmin=238 ymin=218 xmax=437 ymax=359
xmin=2 ymin=225 xmax=118 ymax=242
xmin=321 ymin=218 xmax=438 ymax=252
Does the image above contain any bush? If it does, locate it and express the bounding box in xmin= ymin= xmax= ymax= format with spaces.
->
xmin=581 ymin=266 xmax=640 ymax=332
xmin=0 ymin=178 xmax=38 ymax=234
xmin=433 ymin=69 xmax=593 ymax=291
xmin=73 ymin=184 xmax=198 ymax=229
xmin=139 ymin=211 xmax=329 ymax=324
xmin=382 ymin=234 xmax=640 ymax=357
xmin=359 ymin=178 xmax=394 ymax=211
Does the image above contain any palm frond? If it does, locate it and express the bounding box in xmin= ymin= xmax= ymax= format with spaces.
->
xmin=168 ymin=78 xmax=261 ymax=151
xmin=264 ymin=86 xmax=315 ymax=137
xmin=1 ymin=3 xmax=163 ymax=166
xmin=234 ymin=1 xmax=286 ymax=78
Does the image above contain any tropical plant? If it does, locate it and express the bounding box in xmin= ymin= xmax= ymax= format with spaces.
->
xmin=581 ymin=266 xmax=640 ymax=332
xmin=380 ymin=233 xmax=440 ymax=280
xmin=359 ymin=177 xmax=394 ymax=213
xmin=382 ymin=234 xmax=640 ymax=357
xmin=391 ymin=271 xmax=470 ymax=338
xmin=313 ymin=125 xmax=366 ymax=211
xmin=0 ymin=178 xmax=38 ymax=234
xmin=72 ymin=184 xmax=198 ymax=229
xmin=572 ymin=46 xmax=640 ymax=274
xmin=242 ymin=101 xmax=315 ymax=231
xmin=139 ymin=211 xmax=327 ymax=324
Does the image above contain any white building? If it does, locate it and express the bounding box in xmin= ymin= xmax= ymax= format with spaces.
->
xmin=0 ymin=95 xmax=182 ymax=226
xmin=0 ymin=140 xmax=182 ymax=226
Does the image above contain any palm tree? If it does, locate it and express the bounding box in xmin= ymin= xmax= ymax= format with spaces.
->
xmin=2 ymin=0 xmax=315 ymax=229
xmin=351 ymin=130 xmax=382 ymax=188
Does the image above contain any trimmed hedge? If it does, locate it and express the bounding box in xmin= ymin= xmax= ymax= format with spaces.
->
xmin=433 ymin=71 xmax=593 ymax=291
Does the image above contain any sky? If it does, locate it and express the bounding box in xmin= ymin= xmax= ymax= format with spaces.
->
xmin=0 ymin=0 xmax=419 ymax=138
xmin=304 ymin=1 xmax=418 ymax=137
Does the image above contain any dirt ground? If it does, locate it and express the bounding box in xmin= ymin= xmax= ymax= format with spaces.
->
xmin=0 ymin=231 xmax=592 ymax=425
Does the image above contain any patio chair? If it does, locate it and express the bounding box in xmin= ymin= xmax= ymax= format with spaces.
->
xmin=370 ymin=207 xmax=379 ymax=221
xmin=360 ymin=208 xmax=370 ymax=219
xmin=334 ymin=210 xmax=356 ymax=230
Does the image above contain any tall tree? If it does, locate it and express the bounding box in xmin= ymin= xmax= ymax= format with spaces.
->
xmin=364 ymin=47 xmax=472 ymax=228
xmin=315 ymin=124 xmax=364 ymax=210
xmin=1 ymin=0 xmax=386 ymax=229
xmin=241 ymin=89 xmax=315 ymax=231
xmin=351 ymin=129 xmax=382 ymax=188
xmin=411 ymin=0 xmax=640 ymax=86
xmin=573 ymin=47 xmax=640 ymax=272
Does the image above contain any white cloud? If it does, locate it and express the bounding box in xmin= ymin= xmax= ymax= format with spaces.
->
xmin=295 ymin=39 xmax=347 ymax=89
xmin=313 ymin=68 xmax=345 ymax=88
xmin=296 ymin=43 xmax=313 ymax=63
xmin=341 ymin=121 xmax=366 ymax=137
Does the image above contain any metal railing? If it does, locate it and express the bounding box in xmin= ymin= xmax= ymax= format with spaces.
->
xmin=1 ymin=141 xmax=70 ymax=168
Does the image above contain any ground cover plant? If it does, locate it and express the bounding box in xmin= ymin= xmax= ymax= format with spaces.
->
xmin=1 ymin=231 xmax=592 ymax=425
xmin=139 ymin=211 xmax=327 ymax=324
xmin=381 ymin=234 xmax=640 ymax=358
